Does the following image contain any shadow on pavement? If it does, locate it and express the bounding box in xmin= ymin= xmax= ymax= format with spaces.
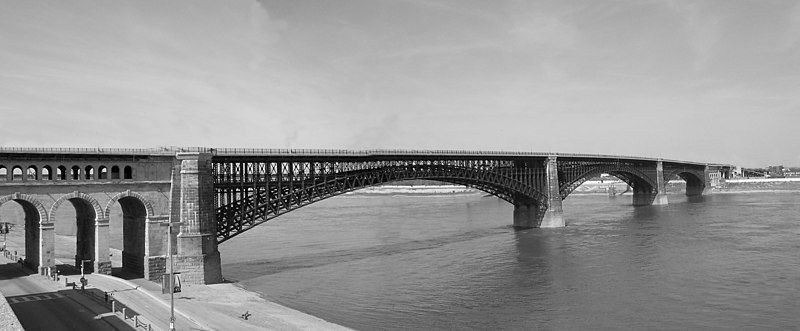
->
xmin=6 ymin=289 xmax=137 ymax=331
xmin=0 ymin=262 xmax=35 ymax=280
xmin=110 ymin=267 xmax=143 ymax=280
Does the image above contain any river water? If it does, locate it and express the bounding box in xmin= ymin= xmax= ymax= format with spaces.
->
xmin=219 ymin=192 xmax=800 ymax=330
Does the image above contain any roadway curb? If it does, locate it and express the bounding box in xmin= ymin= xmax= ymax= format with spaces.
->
xmin=90 ymin=273 xmax=206 ymax=329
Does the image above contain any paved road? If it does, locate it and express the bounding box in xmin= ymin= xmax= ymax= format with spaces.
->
xmin=0 ymin=262 xmax=133 ymax=331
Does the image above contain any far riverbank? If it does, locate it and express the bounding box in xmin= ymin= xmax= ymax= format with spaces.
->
xmin=345 ymin=178 xmax=800 ymax=196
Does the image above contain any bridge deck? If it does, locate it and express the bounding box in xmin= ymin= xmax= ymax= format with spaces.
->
xmin=0 ymin=147 xmax=727 ymax=167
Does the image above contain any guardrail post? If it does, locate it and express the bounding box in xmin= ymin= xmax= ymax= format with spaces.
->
xmin=111 ymin=300 xmax=115 ymax=313
xmin=122 ymin=307 xmax=127 ymax=319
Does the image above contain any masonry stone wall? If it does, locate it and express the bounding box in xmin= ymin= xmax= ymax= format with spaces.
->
xmin=0 ymin=154 xmax=176 ymax=281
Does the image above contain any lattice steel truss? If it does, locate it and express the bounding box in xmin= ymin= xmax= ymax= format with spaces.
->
xmin=557 ymin=159 xmax=660 ymax=199
xmin=213 ymin=156 xmax=549 ymax=243
xmin=212 ymin=154 xmax=716 ymax=243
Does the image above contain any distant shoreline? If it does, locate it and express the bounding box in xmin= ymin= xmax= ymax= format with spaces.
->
xmin=345 ymin=185 xmax=480 ymax=196
xmin=343 ymin=178 xmax=800 ymax=196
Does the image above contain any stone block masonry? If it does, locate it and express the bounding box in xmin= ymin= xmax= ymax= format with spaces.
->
xmin=146 ymin=256 xmax=166 ymax=282
xmin=175 ymin=153 xmax=222 ymax=284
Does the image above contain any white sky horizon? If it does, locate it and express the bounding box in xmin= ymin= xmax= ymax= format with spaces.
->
xmin=1 ymin=0 xmax=798 ymax=168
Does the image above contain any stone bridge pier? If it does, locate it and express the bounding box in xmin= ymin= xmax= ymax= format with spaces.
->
xmin=174 ymin=153 xmax=222 ymax=284
xmin=512 ymin=159 xmax=714 ymax=228
xmin=513 ymin=156 xmax=564 ymax=228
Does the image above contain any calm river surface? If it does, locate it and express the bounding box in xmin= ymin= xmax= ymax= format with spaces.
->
xmin=219 ymin=192 xmax=800 ymax=330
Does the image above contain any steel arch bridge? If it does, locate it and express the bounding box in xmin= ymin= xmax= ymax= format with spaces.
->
xmin=211 ymin=150 xmax=730 ymax=243
xmin=0 ymin=147 xmax=731 ymax=285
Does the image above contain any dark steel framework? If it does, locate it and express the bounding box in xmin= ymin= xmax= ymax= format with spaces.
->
xmin=556 ymin=159 xmax=659 ymax=199
xmin=212 ymin=153 xmax=717 ymax=243
xmin=213 ymin=155 xmax=550 ymax=243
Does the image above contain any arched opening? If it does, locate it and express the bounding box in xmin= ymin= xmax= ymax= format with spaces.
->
xmin=0 ymin=166 xmax=7 ymax=181
xmin=42 ymin=166 xmax=52 ymax=180
xmin=667 ymin=172 xmax=706 ymax=197
xmin=123 ymin=166 xmax=133 ymax=180
xmin=85 ymin=166 xmax=94 ymax=180
xmin=52 ymin=198 xmax=96 ymax=273
xmin=562 ymin=168 xmax=656 ymax=207
xmin=214 ymin=166 xmax=537 ymax=243
xmin=0 ymin=199 xmax=41 ymax=269
xmin=108 ymin=197 xmax=147 ymax=277
xmin=111 ymin=166 xmax=120 ymax=179
xmin=98 ymin=166 xmax=108 ymax=179
xmin=569 ymin=173 xmax=633 ymax=196
xmin=70 ymin=166 xmax=81 ymax=180
xmin=57 ymin=166 xmax=67 ymax=180
xmin=12 ymin=166 xmax=23 ymax=181
xmin=26 ymin=166 xmax=38 ymax=181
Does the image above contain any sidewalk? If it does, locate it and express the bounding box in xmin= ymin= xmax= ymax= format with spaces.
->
xmin=81 ymin=273 xmax=350 ymax=330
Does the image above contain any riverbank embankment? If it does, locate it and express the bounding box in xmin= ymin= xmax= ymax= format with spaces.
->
xmin=92 ymin=275 xmax=352 ymax=330
xmin=713 ymin=178 xmax=800 ymax=193
xmin=337 ymin=178 xmax=800 ymax=197
xmin=0 ymin=235 xmax=350 ymax=330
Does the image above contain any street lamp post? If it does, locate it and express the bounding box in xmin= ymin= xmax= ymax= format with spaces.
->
xmin=80 ymin=259 xmax=91 ymax=289
xmin=166 ymin=221 xmax=181 ymax=331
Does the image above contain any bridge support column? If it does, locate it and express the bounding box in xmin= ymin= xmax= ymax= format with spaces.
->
xmin=513 ymin=203 xmax=539 ymax=228
xmin=541 ymin=156 xmax=564 ymax=227
xmin=652 ymin=161 xmax=668 ymax=205
xmin=144 ymin=215 xmax=169 ymax=281
xmin=94 ymin=217 xmax=111 ymax=274
xmin=515 ymin=157 xmax=564 ymax=228
xmin=175 ymin=153 xmax=222 ymax=285
xmin=38 ymin=222 xmax=55 ymax=273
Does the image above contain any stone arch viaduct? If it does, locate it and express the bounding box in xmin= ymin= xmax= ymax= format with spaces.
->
xmin=0 ymin=148 xmax=731 ymax=284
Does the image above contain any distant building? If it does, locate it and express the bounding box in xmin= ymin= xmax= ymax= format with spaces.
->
xmin=768 ymin=165 xmax=785 ymax=178
xmin=783 ymin=167 xmax=800 ymax=178
xmin=741 ymin=167 xmax=767 ymax=178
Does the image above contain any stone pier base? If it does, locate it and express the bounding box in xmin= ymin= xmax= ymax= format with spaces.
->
xmin=513 ymin=204 xmax=538 ymax=228
xmin=513 ymin=204 xmax=564 ymax=228
xmin=540 ymin=209 xmax=565 ymax=227
xmin=173 ymin=252 xmax=222 ymax=284
xmin=145 ymin=256 xmax=167 ymax=282
xmin=632 ymin=191 xmax=657 ymax=206
xmin=652 ymin=192 xmax=669 ymax=205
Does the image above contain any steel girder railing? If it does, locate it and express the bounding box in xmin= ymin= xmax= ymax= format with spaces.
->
xmin=213 ymin=161 xmax=548 ymax=243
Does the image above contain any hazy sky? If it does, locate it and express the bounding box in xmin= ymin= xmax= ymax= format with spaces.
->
xmin=1 ymin=0 xmax=798 ymax=167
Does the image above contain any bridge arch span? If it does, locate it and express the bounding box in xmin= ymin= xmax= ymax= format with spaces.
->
xmin=104 ymin=190 xmax=152 ymax=277
xmin=49 ymin=191 xmax=104 ymax=222
xmin=0 ymin=193 xmax=49 ymax=224
xmin=664 ymin=169 xmax=707 ymax=196
xmin=216 ymin=163 xmax=547 ymax=243
xmin=0 ymin=193 xmax=48 ymax=269
xmin=103 ymin=190 xmax=154 ymax=219
xmin=49 ymin=191 xmax=103 ymax=271
xmin=559 ymin=164 xmax=657 ymax=200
